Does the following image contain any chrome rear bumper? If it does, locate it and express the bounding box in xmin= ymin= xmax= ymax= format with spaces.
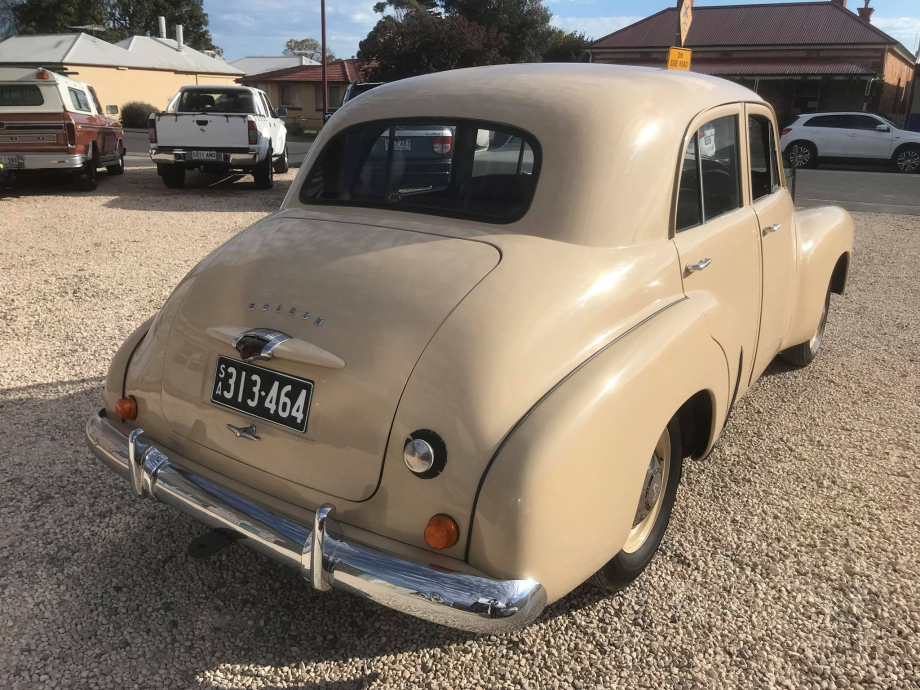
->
xmin=84 ymin=411 xmax=545 ymax=633
xmin=1 ymin=152 xmax=85 ymax=170
xmin=150 ymin=150 xmax=259 ymax=166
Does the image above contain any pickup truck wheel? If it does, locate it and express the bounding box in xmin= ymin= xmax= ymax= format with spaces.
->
xmin=781 ymin=284 xmax=830 ymax=367
xmin=591 ymin=417 xmax=682 ymax=591
xmin=253 ymin=148 xmax=274 ymax=189
xmin=273 ymin=147 xmax=289 ymax=174
xmin=162 ymin=166 xmax=185 ymax=189
xmin=894 ymin=147 xmax=920 ymax=174
xmin=106 ymin=147 xmax=125 ymax=175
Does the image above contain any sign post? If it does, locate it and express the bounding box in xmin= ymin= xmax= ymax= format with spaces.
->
xmin=668 ymin=0 xmax=693 ymax=71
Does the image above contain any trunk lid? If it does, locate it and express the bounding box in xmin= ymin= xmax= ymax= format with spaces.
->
xmin=160 ymin=211 xmax=500 ymax=501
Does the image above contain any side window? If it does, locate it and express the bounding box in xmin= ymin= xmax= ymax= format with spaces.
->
xmin=805 ymin=115 xmax=846 ymax=129
xmin=68 ymin=87 xmax=91 ymax=112
xmin=676 ymin=114 xmax=742 ymax=232
xmin=261 ymin=94 xmax=275 ymax=117
xmin=749 ymin=114 xmax=779 ymax=201
xmin=846 ymin=115 xmax=884 ymax=131
xmin=88 ymin=86 xmax=103 ymax=115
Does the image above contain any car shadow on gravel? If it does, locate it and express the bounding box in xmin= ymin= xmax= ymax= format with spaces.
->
xmin=3 ymin=380 xmax=620 ymax=688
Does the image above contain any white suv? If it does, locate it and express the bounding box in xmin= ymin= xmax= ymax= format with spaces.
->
xmin=780 ymin=112 xmax=920 ymax=174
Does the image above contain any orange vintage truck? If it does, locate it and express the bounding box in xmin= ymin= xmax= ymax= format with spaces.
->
xmin=0 ymin=67 xmax=125 ymax=190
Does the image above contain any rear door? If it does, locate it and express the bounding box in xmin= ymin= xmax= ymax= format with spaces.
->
xmin=671 ymin=106 xmax=763 ymax=400
xmin=746 ymin=104 xmax=797 ymax=381
xmin=801 ymin=114 xmax=849 ymax=157
xmin=844 ymin=113 xmax=894 ymax=160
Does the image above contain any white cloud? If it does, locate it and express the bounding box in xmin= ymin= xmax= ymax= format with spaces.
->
xmin=873 ymin=17 xmax=920 ymax=53
xmin=219 ymin=13 xmax=256 ymax=26
xmin=550 ymin=15 xmax=642 ymax=40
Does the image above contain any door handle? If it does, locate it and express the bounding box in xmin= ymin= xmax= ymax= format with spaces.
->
xmin=685 ymin=258 xmax=712 ymax=274
xmin=762 ymin=223 xmax=780 ymax=237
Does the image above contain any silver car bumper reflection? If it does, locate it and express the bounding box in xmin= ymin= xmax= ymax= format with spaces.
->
xmin=150 ymin=150 xmax=259 ymax=165
xmin=84 ymin=411 xmax=546 ymax=633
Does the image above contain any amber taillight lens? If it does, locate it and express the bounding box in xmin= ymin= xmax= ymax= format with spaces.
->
xmin=424 ymin=514 xmax=459 ymax=550
xmin=65 ymin=121 xmax=76 ymax=147
xmin=115 ymin=396 xmax=138 ymax=420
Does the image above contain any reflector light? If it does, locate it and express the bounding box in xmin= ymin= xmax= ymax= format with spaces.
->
xmin=65 ymin=121 xmax=76 ymax=147
xmin=424 ymin=514 xmax=459 ymax=550
xmin=115 ymin=396 xmax=138 ymax=421
xmin=148 ymin=118 xmax=157 ymax=144
xmin=248 ymin=120 xmax=258 ymax=145
xmin=36 ymin=69 xmax=50 ymax=80
xmin=781 ymin=128 xmax=792 ymax=136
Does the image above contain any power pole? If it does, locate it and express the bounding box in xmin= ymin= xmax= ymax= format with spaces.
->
xmin=321 ymin=0 xmax=328 ymax=116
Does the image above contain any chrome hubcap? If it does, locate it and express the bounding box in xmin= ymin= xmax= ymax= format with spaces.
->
xmin=897 ymin=151 xmax=920 ymax=173
xmin=623 ymin=428 xmax=671 ymax=554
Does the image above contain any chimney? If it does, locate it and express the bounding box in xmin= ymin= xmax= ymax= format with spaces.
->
xmin=830 ymin=0 xmax=846 ymax=7
xmin=176 ymin=24 xmax=184 ymax=51
xmin=158 ymin=15 xmax=166 ymax=39
xmin=857 ymin=0 xmax=874 ymax=23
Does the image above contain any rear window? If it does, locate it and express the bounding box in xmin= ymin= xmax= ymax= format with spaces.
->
xmin=300 ymin=120 xmax=540 ymax=224
xmin=176 ymin=89 xmax=254 ymax=114
xmin=0 ymin=85 xmax=44 ymax=107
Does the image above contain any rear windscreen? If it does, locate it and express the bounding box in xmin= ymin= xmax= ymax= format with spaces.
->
xmin=176 ymin=89 xmax=254 ymax=114
xmin=300 ymin=120 xmax=539 ymax=224
xmin=0 ymin=85 xmax=44 ymax=107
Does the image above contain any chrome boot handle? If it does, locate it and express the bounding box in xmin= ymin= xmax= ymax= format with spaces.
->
xmin=762 ymin=223 xmax=780 ymax=236
xmin=685 ymin=258 xmax=712 ymax=274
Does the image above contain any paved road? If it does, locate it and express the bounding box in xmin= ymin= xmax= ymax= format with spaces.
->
xmin=795 ymin=167 xmax=920 ymax=215
xmin=122 ymin=130 xmax=314 ymax=168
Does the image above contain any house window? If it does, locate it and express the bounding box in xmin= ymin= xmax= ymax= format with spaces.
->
xmin=279 ymin=85 xmax=301 ymax=108
xmin=315 ymin=85 xmax=342 ymax=110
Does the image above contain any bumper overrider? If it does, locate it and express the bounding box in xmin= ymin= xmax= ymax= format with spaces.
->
xmin=84 ymin=411 xmax=546 ymax=633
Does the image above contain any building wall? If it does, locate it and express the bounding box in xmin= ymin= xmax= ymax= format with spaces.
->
xmin=62 ymin=64 xmax=239 ymax=113
xmin=879 ymin=49 xmax=915 ymax=120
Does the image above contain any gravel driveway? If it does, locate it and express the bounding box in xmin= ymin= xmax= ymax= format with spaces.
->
xmin=1 ymin=167 xmax=918 ymax=689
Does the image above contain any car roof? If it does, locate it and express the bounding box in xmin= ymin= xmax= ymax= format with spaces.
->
xmin=292 ymin=64 xmax=766 ymax=246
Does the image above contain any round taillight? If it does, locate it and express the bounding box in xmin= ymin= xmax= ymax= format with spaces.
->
xmin=403 ymin=429 xmax=446 ymax=478
xmin=115 ymin=395 xmax=137 ymax=420
xmin=424 ymin=514 xmax=459 ymax=550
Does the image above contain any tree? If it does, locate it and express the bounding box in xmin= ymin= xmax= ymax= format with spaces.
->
xmin=542 ymin=28 xmax=590 ymax=63
xmin=440 ymin=0 xmax=552 ymax=63
xmin=283 ymin=37 xmax=335 ymax=62
xmin=12 ymin=0 xmax=220 ymax=53
xmin=358 ymin=9 xmax=506 ymax=82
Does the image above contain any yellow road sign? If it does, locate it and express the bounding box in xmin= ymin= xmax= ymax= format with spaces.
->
xmin=668 ymin=47 xmax=692 ymax=71
xmin=679 ymin=0 xmax=693 ymax=46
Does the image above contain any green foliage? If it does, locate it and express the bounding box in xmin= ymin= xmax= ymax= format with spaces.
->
xmin=441 ymin=0 xmax=552 ymax=63
xmin=119 ymin=100 xmax=156 ymax=128
xmin=13 ymin=0 xmax=220 ymax=53
xmin=542 ymin=28 xmax=591 ymax=63
xmin=358 ymin=10 xmax=506 ymax=82
xmin=283 ymin=37 xmax=335 ymax=62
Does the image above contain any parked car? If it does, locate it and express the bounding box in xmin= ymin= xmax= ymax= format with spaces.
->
xmin=780 ymin=111 xmax=920 ymax=173
xmin=149 ymin=85 xmax=288 ymax=189
xmin=0 ymin=66 xmax=125 ymax=190
xmin=342 ymin=80 xmax=385 ymax=105
xmin=85 ymin=64 xmax=852 ymax=633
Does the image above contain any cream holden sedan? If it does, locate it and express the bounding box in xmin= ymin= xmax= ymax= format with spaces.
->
xmin=86 ymin=64 xmax=853 ymax=633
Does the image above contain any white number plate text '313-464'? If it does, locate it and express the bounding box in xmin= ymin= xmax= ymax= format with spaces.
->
xmin=210 ymin=356 xmax=313 ymax=433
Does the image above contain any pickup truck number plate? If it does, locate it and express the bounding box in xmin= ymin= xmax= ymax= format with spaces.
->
xmin=211 ymin=356 xmax=313 ymax=433
xmin=1 ymin=155 xmax=23 ymax=168
xmin=191 ymin=150 xmax=218 ymax=161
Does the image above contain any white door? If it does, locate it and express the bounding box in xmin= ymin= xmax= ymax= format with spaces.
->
xmin=802 ymin=114 xmax=850 ymax=157
xmin=845 ymin=114 xmax=894 ymax=159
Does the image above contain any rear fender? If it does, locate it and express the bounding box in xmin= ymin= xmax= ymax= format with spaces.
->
xmin=783 ymin=207 xmax=853 ymax=349
xmin=468 ymin=299 xmax=729 ymax=602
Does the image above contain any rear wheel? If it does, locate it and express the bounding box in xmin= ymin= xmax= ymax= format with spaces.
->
xmin=894 ymin=147 xmax=920 ymax=174
xmin=253 ymin=148 xmax=274 ymax=189
xmin=787 ymin=141 xmax=818 ymax=169
xmin=161 ymin=166 xmax=185 ymax=189
xmin=591 ymin=417 xmax=683 ymax=591
xmin=106 ymin=146 xmax=125 ymax=175
xmin=272 ymin=146 xmax=289 ymax=174
xmin=781 ymin=284 xmax=831 ymax=367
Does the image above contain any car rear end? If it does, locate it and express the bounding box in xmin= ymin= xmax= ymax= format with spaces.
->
xmin=0 ymin=68 xmax=85 ymax=174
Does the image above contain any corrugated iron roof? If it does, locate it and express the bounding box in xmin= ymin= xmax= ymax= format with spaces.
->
xmin=241 ymin=59 xmax=369 ymax=84
xmin=116 ymin=36 xmax=242 ymax=75
xmin=616 ymin=58 xmax=876 ymax=76
xmin=592 ymin=2 xmax=904 ymax=50
xmin=0 ymin=33 xmax=155 ymax=69
xmin=229 ymin=56 xmax=320 ymax=76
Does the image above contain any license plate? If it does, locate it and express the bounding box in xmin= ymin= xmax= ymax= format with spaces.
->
xmin=191 ymin=150 xmax=218 ymax=160
xmin=211 ymin=356 xmax=313 ymax=433
xmin=1 ymin=155 xmax=23 ymax=168
xmin=384 ymin=138 xmax=411 ymax=151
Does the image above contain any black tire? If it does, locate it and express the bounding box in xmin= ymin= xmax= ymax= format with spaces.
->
xmin=253 ymin=148 xmax=274 ymax=189
xmin=273 ymin=146 xmax=289 ymax=174
xmin=76 ymin=160 xmax=97 ymax=191
xmin=893 ymin=146 xmax=920 ymax=174
xmin=162 ymin=166 xmax=185 ymax=189
xmin=106 ymin=146 xmax=125 ymax=175
xmin=786 ymin=141 xmax=818 ymax=169
xmin=781 ymin=284 xmax=831 ymax=367
xmin=591 ymin=416 xmax=683 ymax=591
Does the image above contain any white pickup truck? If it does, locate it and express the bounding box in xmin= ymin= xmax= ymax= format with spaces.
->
xmin=149 ymin=85 xmax=288 ymax=189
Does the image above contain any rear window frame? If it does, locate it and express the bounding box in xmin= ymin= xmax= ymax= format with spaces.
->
xmin=0 ymin=84 xmax=45 ymax=107
xmin=299 ymin=117 xmax=543 ymax=225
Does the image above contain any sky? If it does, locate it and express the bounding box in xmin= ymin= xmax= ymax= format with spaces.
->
xmin=204 ymin=0 xmax=920 ymax=63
